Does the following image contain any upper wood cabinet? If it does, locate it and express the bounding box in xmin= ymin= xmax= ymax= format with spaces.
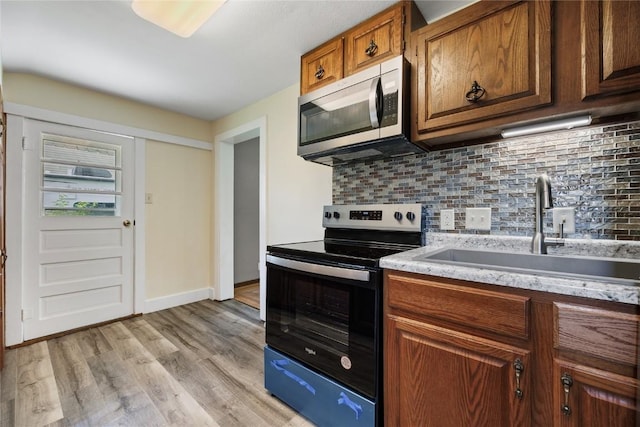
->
xmin=300 ymin=2 xmax=425 ymax=95
xmin=415 ymin=0 xmax=552 ymax=134
xmin=409 ymin=0 xmax=640 ymax=149
xmin=300 ymin=38 xmax=344 ymax=96
xmin=581 ymin=0 xmax=640 ymax=100
xmin=344 ymin=5 xmax=403 ymax=77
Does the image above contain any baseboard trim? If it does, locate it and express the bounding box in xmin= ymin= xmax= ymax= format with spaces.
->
xmin=144 ymin=287 xmax=214 ymax=313
xmin=7 ymin=313 xmax=142 ymax=349
xmin=235 ymin=278 xmax=259 ymax=288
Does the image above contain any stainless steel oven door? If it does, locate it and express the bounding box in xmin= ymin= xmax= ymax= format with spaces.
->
xmin=265 ymin=254 xmax=381 ymax=399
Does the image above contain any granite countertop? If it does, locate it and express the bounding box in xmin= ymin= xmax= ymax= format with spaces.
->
xmin=380 ymin=233 xmax=640 ymax=306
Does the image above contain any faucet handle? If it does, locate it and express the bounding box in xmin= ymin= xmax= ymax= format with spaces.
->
xmin=547 ymin=222 xmax=566 ymax=248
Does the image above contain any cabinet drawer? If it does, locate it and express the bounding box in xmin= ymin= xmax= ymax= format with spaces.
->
xmin=386 ymin=272 xmax=530 ymax=340
xmin=554 ymin=302 xmax=639 ymax=366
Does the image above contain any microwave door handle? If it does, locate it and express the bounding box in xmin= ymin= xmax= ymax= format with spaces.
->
xmin=368 ymin=77 xmax=382 ymax=129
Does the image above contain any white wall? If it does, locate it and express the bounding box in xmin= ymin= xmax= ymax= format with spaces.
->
xmin=3 ymin=73 xmax=211 ymax=141
xmin=212 ymin=83 xmax=332 ymax=246
xmin=145 ymin=140 xmax=212 ymax=299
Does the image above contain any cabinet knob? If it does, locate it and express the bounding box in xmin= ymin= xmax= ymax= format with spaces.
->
xmin=315 ymin=65 xmax=325 ymax=80
xmin=465 ymin=80 xmax=486 ymax=103
xmin=365 ymin=39 xmax=378 ymax=57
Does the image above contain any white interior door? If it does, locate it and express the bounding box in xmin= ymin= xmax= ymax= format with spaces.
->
xmin=22 ymin=119 xmax=134 ymax=340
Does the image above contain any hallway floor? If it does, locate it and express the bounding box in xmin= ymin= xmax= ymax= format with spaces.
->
xmin=234 ymin=282 xmax=260 ymax=309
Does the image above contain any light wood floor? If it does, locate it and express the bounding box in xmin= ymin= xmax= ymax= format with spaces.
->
xmin=0 ymin=300 xmax=314 ymax=427
xmin=234 ymin=282 xmax=260 ymax=310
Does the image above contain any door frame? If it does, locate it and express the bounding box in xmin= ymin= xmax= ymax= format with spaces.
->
xmin=213 ymin=117 xmax=267 ymax=320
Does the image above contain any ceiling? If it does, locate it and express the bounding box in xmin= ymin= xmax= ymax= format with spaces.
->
xmin=1 ymin=0 xmax=473 ymax=122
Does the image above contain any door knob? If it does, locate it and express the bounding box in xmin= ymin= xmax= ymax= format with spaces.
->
xmin=123 ymin=220 xmax=132 ymax=227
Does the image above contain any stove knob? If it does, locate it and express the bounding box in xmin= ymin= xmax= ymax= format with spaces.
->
xmin=394 ymin=211 xmax=403 ymax=221
xmin=333 ymin=211 xmax=341 ymax=219
xmin=324 ymin=211 xmax=332 ymax=219
xmin=406 ymin=211 xmax=416 ymax=221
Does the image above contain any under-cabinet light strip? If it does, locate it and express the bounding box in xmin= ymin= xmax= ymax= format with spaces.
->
xmin=501 ymin=115 xmax=592 ymax=139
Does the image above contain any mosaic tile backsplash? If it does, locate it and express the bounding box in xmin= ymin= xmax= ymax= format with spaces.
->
xmin=333 ymin=119 xmax=640 ymax=240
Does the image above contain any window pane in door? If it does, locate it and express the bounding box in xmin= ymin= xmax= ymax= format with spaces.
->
xmin=41 ymin=134 xmax=122 ymax=217
xmin=43 ymin=191 xmax=118 ymax=216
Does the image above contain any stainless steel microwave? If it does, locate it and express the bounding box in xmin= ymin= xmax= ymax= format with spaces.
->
xmin=298 ymin=55 xmax=424 ymax=166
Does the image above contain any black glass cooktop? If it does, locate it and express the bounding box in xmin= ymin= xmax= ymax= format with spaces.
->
xmin=267 ymin=236 xmax=420 ymax=268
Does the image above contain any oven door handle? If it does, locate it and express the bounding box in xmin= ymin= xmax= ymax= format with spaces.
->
xmin=267 ymin=255 xmax=370 ymax=282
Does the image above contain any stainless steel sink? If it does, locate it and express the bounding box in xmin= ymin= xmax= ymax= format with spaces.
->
xmin=415 ymin=248 xmax=640 ymax=285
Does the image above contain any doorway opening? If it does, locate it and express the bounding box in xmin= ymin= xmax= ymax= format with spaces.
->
xmin=213 ymin=117 xmax=266 ymax=320
xmin=233 ymin=137 xmax=259 ymax=309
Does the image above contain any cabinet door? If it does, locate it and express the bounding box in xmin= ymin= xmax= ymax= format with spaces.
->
xmin=385 ymin=315 xmax=531 ymax=427
xmin=581 ymin=0 xmax=640 ymax=100
xmin=300 ymin=37 xmax=343 ymax=95
xmin=344 ymin=4 xmax=403 ymax=77
xmin=416 ymin=0 xmax=551 ymax=133
xmin=553 ymin=361 xmax=639 ymax=427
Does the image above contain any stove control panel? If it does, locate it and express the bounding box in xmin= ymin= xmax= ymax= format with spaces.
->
xmin=350 ymin=210 xmax=383 ymax=221
xmin=323 ymin=203 xmax=423 ymax=232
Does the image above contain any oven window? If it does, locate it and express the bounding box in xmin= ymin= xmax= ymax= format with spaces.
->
xmin=291 ymin=278 xmax=350 ymax=348
xmin=269 ymin=270 xmax=375 ymax=355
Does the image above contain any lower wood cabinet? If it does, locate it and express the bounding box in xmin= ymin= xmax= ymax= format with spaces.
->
xmin=552 ymin=301 xmax=639 ymax=426
xmin=384 ymin=270 xmax=639 ymax=426
xmin=553 ymin=361 xmax=638 ymax=427
xmin=385 ymin=315 xmax=531 ymax=426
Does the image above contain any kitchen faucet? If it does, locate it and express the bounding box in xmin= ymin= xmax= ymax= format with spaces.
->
xmin=532 ymin=173 xmax=554 ymax=254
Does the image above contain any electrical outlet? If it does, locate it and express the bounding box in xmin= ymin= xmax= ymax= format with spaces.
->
xmin=465 ymin=207 xmax=492 ymax=231
xmin=145 ymin=193 xmax=153 ymax=204
xmin=441 ymin=209 xmax=455 ymax=230
xmin=553 ymin=207 xmax=575 ymax=234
